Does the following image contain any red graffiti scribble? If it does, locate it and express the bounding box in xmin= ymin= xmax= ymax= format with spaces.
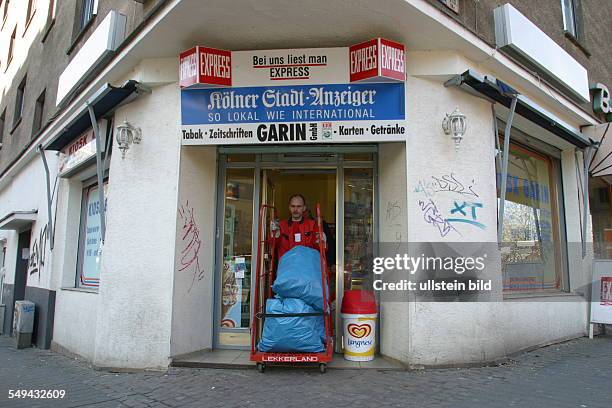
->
xmin=178 ymin=201 xmax=205 ymax=292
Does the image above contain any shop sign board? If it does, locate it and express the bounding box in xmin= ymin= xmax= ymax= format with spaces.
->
xmin=180 ymin=39 xmax=407 ymax=145
xmin=181 ymin=82 xmax=405 ymax=145
xmin=591 ymin=260 xmax=612 ymax=325
xmin=58 ymin=120 xmax=107 ymax=176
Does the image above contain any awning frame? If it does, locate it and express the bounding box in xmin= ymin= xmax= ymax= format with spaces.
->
xmin=43 ymin=80 xmax=149 ymax=245
xmin=447 ymin=69 xmax=600 ymax=255
xmin=445 ymin=70 xmax=590 ymax=148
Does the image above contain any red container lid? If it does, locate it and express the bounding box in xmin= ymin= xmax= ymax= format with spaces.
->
xmin=341 ymin=290 xmax=377 ymax=314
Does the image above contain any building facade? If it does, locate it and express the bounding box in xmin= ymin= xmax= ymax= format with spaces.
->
xmin=0 ymin=0 xmax=610 ymax=370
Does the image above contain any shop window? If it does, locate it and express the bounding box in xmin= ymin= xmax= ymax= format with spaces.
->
xmin=219 ymin=168 xmax=254 ymax=330
xmin=7 ymin=25 xmax=15 ymax=67
xmin=0 ymin=109 xmax=5 ymax=148
xmin=25 ymin=0 xmax=35 ymax=29
xmin=32 ymin=89 xmax=45 ymax=135
xmin=498 ymin=142 xmax=563 ymax=292
xmin=79 ymin=0 xmax=96 ymax=31
xmin=12 ymin=75 xmax=26 ymax=129
xmin=2 ymin=1 xmax=9 ymax=25
xmin=76 ymin=179 xmax=108 ymax=289
xmin=226 ymin=153 xmax=256 ymax=163
xmin=344 ymin=152 xmax=374 ymax=161
xmin=589 ymin=178 xmax=612 ymax=259
xmin=561 ymin=0 xmax=582 ymax=40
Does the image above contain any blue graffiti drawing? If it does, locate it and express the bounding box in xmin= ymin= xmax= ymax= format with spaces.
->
xmin=447 ymin=201 xmax=486 ymax=230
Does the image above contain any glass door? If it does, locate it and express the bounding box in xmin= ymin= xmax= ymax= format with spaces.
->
xmin=217 ymin=168 xmax=255 ymax=346
xmin=343 ymin=168 xmax=375 ymax=291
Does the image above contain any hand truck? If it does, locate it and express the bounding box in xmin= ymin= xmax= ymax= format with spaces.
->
xmin=250 ymin=204 xmax=333 ymax=373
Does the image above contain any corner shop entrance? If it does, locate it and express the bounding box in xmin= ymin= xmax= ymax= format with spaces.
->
xmin=214 ymin=146 xmax=377 ymax=351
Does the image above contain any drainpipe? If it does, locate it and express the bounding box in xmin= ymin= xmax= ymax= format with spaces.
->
xmin=36 ymin=145 xmax=54 ymax=251
xmin=581 ymin=145 xmax=597 ymax=258
xmin=497 ymin=97 xmax=518 ymax=244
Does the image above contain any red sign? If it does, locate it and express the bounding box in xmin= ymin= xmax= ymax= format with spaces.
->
xmin=349 ymin=38 xmax=405 ymax=82
xmin=179 ymin=46 xmax=232 ymax=88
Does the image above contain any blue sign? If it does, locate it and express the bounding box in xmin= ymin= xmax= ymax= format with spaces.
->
xmin=181 ymin=83 xmax=405 ymax=125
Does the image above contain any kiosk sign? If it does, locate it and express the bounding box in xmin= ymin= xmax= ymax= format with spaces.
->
xmin=179 ymin=39 xmax=407 ymax=144
xmin=181 ymin=83 xmax=405 ymax=144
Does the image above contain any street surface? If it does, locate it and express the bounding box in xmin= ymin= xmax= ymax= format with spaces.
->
xmin=1 ymin=335 xmax=611 ymax=407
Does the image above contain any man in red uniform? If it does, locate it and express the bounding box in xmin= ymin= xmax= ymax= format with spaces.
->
xmin=274 ymin=194 xmax=322 ymax=259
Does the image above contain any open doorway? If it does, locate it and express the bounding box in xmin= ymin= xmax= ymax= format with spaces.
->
xmin=215 ymin=150 xmax=376 ymax=351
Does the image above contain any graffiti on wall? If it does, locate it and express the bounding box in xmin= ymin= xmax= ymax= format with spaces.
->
xmin=178 ymin=201 xmax=205 ymax=292
xmin=414 ymin=173 xmax=479 ymax=198
xmin=385 ymin=200 xmax=404 ymax=250
xmin=28 ymin=224 xmax=48 ymax=282
xmin=414 ymin=174 xmax=486 ymax=237
xmin=418 ymin=199 xmax=458 ymax=237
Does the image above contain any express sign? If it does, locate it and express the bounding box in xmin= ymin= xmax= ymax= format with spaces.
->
xmin=179 ymin=38 xmax=405 ymax=88
xmin=179 ymin=46 xmax=232 ymax=88
xmin=349 ymin=38 xmax=405 ymax=82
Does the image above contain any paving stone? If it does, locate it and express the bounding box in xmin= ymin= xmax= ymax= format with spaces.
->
xmin=1 ymin=336 xmax=611 ymax=407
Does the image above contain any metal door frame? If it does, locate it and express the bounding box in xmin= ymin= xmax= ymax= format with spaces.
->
xmin=213 ymin=146 xmax=378 ymax=350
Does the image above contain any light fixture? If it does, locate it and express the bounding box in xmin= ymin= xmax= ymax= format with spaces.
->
xmin=115 ymin=120 xmax=142 ymax=159
xmin=442 ymin=108 xmax=467 ymax=150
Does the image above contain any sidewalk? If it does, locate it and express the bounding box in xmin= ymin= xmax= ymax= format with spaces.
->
xmin=1 ymin=335 xmax=611 ymax=408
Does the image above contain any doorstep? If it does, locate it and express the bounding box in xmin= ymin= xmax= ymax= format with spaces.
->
xmin=171 ymin=349 xmax=404 ymax=370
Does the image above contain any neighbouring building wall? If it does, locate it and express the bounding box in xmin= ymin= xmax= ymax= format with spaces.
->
xmin=429 ymin=0 xmax=612 ymax=116
xmin=170 ymin=145 xmax=217 ymax=357
xmin=0 ymin=152 xmax=57 ymax=339
xmin=92 ymin=82 xmax=180 ymax=369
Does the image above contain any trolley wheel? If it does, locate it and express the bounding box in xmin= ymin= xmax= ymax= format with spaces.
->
xmin=257 ymin=363 xmax=266 ymax=373
xmin=319 ymin=363 xmax=327 ymax=374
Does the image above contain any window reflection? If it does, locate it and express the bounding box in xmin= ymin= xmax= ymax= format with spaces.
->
xmin=498 ymin=143 xmax=560 ymax=292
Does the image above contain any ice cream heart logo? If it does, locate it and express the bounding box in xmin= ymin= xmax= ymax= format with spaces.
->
xmin=348 ymin=323 xmax=371 ymax=338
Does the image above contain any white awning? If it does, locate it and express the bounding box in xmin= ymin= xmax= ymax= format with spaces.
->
xmin=0 ymin=211 xmax=37 ymax=230
xmin=589 ymin=123 xmax=612 ymax=178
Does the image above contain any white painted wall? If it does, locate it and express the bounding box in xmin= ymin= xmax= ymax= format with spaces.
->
xmin=51 ymin=169 xmax=100 ymax=358
xmin=378 ymin=142 xmax=410 ymax=362
xmin=170 ymin=146 xmax=217 ymax=356
xmin=398 ymin=73 xmax=590 ymax=367
xmin=92 ymin=82 xmax=181 ymax=369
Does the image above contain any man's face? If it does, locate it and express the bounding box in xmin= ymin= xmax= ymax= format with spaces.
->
xmin=289 ymin=196 xmax=306 ymax=221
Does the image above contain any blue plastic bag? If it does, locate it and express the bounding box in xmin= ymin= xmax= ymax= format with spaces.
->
xmin=258 ymin=297 xmax=325 ymax=353
xmin=272 ymin=246 xmax=324 ymax=310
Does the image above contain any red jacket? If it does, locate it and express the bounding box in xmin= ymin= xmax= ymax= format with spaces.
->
xmin=276 ymin=217 xmax=321 ymax=259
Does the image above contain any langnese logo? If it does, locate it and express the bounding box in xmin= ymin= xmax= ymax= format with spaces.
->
xmin=348 ymin=323 xmax=371 ymax=338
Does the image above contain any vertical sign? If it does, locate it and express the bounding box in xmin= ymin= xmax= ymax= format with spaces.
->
xmin=179 ymin=46 xmax=232 ymax=88
xmin=349 ymin=38 xmax=405 ymax=82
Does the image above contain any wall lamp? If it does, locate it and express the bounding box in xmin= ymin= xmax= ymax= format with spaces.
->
xmin=115 ymin=120 xmax=142 ymax=159
xmin=442 ymin=108 xmax=467 ymax=150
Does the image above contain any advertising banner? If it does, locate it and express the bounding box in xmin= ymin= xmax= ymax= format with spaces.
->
xmin=181 ymin=82 xmax=405 ymax=144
